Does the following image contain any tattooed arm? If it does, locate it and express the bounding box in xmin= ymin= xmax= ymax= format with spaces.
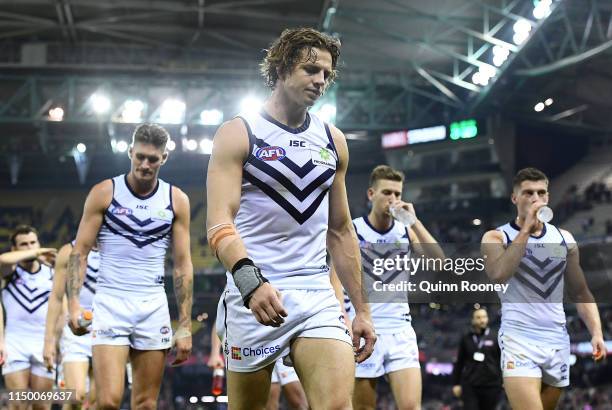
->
xmin=67 ymin=180 xmax=112 ymax=335
xmin=170 ymin=186 xmax=193 ymax=366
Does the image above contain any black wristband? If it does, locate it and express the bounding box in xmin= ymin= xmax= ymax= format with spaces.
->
xmin=231 ymin=258 xmax=255 ymax=274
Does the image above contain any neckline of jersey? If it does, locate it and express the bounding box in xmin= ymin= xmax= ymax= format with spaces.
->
xmin=17 ymin=263 xmax=42 ymax=275
xmin=509 ymin=220 xmax=547 ymax=239
xmin=259 ymin=110 xmax=311 ymax=134
xmin=363 ymin=215 xmax=396 ymax=235
xmin=123 ymin=173 xmax=159 ymax=200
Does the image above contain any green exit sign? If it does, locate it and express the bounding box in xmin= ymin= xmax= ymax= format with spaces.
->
xmin=449 ymin=119 xmax=478 ymax=140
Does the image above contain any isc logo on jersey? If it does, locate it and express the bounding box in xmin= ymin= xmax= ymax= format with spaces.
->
xmin=256 ymin=146 xmax=286 ymax=161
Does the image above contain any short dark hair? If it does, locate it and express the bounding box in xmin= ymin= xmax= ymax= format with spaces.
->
xmin=512 ymin=167 xmax=549 ymax=190
xmin=369 ymin=165 xmax=404 ymax=187
xmin=260 ymin=27 xmax=341 ymax=89
xmin=10 ymin=224 xmax=38 ymax=246
xmin=131 ymin=123 xmax=170 ymax=150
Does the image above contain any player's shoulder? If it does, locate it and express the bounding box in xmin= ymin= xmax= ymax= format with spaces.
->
xmin=171 ymin=186 xmax=190 ymax=209
xmin=326 ymin=123 xmax=347 ymax=146
xmin=86 ymin=179 xmax=114 ymax=208
xmin=557 ymin=227 xmax=577 ymax=247
xmin=481 ymin=229 xmax=504 ymax=243
xmin=215 ymin=117 xmax=249 ymax=140
xmin=212 ymin=117 xmax=250 ymax=158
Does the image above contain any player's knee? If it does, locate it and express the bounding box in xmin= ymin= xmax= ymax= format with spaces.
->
xmin=132 ymin=398 xmax=157 ymax=410
xmin=285 ymin=391 xmax=308 ymax=410
xmin=96 ymin=394 xmax=122 ymax=410
xmin=317 ymin=396 xmax=352 ymax=410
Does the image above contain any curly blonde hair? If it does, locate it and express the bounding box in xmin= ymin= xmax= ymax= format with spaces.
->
xmin=260 ymin=27 xmax=341 ymax=89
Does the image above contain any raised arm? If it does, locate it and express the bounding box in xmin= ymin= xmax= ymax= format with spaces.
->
xmin=206 ymin=119 xmax=286 ymax=327
xmin=170 ymin=187 xmax=194 ymax=366
xmin=562 ymin=230 xmax=607 ymax=361
xmin=43 ymin=243 xmax=71 ymax=370
xmin=67 ymin=180 xmax=111 ymax=335
xmin=481 ymin=202 xmax=541 ymax=283
xmin=0 ymin=248 xmax=57 ymax=277
xmin=407 ymin=211 xmax=445 ymax=262
xmin=326 ymin=125 xmax=375 ymax=362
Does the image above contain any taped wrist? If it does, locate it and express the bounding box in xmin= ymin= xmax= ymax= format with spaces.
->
xmin=231 ymin=258 xmax=269 ymax=308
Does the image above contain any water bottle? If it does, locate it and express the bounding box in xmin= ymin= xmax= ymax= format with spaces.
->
xmin=77 ymin=310 xmax=93 ymax=327
xmin=211 ymin=367 xmax=225 ymax=396
xmin=389 ymin=206 xmax=417 ymax=227
xmin=536 ymin=206 xmax=553 ymax=223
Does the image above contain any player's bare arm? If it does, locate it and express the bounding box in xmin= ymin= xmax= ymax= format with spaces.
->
xmin=326 ymin=124 xmax=376 ymax=363
xmin=0 ymin=248 xmax=57 ymax=277
xmin=206 ymin=118 xmax=287 ymax=327
xmin=0 ymin=302 xmax=4 ymax=365
xmin=67 ymin=179 xmax=112 ymax=335
xmin=481 ymin=201 xmax=544 ymax=283
xmin=404 ymin=207 xmax=445 ymax=262
xmin=562 ymin=229 xmax=607 ymax=361
xmin=207 ymin=323 xmax=224 ymax=369
xmin=170 ymin=186 xmax=194 ymax=366
xmin=43 ymin=243 xmax=72 ymax=370
xmin=330 ymin=266 xmax=352 ymax=334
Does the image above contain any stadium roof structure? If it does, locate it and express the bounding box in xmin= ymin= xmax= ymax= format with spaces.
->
xmin=1 ymin=0 xmax=611 ymax=129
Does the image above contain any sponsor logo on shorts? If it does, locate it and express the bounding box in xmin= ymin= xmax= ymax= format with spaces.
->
xmin=560 ymin=364 xmax=568 ymax=372
xmin=94 ymin=329 xmax=116 ymax=338
xmin=358 ymin=363 xmax=375 ymax=368
xmin=161 ymin=337 xmax=170 ymax=343
xmin=506 ymin=361 xmax=515 ymax=369
xmin=160 ymin=326 xmax=170 ymax=335
xmin=230 ymin=345 xmax=281 ymax=360
xmin=112 ymin=207 xmax=133 ymax=216
xmin=256 ymin=146 xmax=286 ymax=161
xmin=224 ymin=341 xmax=229 ymax=356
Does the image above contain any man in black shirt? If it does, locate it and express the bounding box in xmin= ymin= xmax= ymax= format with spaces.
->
xmin=452 ymin=307 xmax=503 ymax=410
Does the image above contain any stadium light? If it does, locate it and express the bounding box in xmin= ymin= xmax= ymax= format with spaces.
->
xmin=116 ymin=140 xmax=129 ymax=153
xmin=184 ymin=138 xmax=198 ymax=151
xmin=513 ymin=19 xmax=532 ymax=45
xmin=201 ymin=396 xmax=215 ymax=403
xmin=534 ymin=102 xmax=545 ymax=112
xmin=492 ymin=45 xmax=510 ymax=67
xmin=91 ymin=93 xmax=111 ymax=114
xmin=533 ymin=0 xmax=552 ymax=20
xmin=121 ymin=99 xmax=145 ymax=123
xmin=49 ymin=107 xmax=64 ymax=121
xmin=545 ymin=98 xmax=554 ymax=106
xmin=200 ymin=109 xmax=224 ymax=125
xmin=166 ymin=140 xmax=176 ymax=151
xmin=159 ymin=98 xmax=186 ymax=124
xmin=189 ymin=396 xmax=198 ymax=404
xmin=239 ymin=96 xmax=263 ymax=116
xmin=200 ymin=138 xmax=213 ymax=154
xmin=472 ymin=218 xmax=482 ymax=226
xmin=76 ymin=143 xmax=86 ymax=153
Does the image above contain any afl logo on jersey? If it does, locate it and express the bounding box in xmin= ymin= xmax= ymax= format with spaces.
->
xmin=112 ymin=207 xmax=133 ymax=216
xmin=256 ymin=146 xmax=286 ymax=161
